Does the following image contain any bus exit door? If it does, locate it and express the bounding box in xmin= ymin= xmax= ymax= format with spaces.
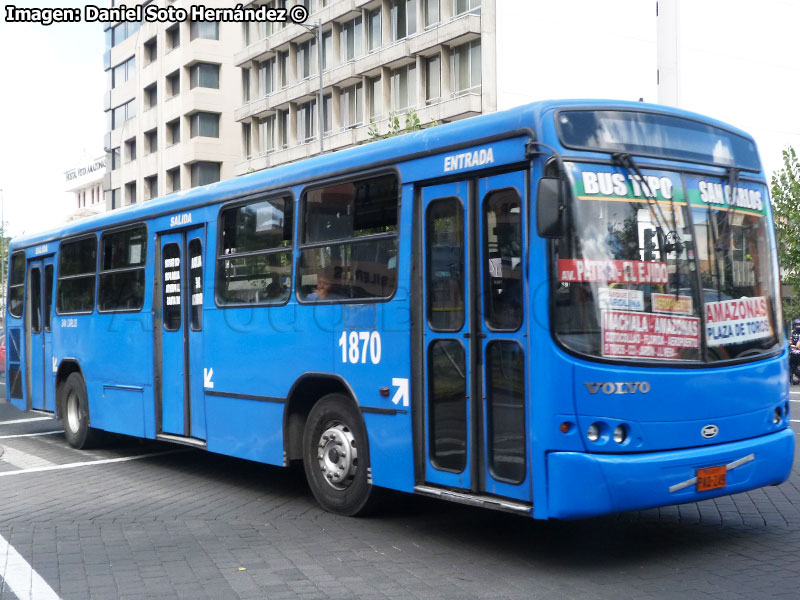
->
xmin=418 ymin=170 xmax=531 ymax=504
xmin=156 ymin=227 xmax=207 ymax=442
xmin=25 ymin=256 xmax=55 ymax=412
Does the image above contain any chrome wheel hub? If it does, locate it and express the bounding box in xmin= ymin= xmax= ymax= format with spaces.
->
xmin=317 ymin=421 xmax=358 ymax=490
xmin=66 ymin=391 xmax=80 ymax=434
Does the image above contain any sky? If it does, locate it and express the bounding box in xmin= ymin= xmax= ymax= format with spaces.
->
xmin=0 ymin=1 xmax=106 ymax=238
xmin=1 ymin=0 xmax=799 ymax=239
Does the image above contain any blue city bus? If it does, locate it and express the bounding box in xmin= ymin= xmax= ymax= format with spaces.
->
xmin=4 ymin=100 xmax=794 ymax=519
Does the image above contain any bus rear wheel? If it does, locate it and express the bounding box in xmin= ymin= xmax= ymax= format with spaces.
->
xmin=62 ymin=373 xmax=99 ymax=449
xmin=302 ymin=393 xmax=374 ymax=516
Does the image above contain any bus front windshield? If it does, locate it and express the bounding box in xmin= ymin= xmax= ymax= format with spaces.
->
xmin=552 ymin=162 xmax=780 ymax=363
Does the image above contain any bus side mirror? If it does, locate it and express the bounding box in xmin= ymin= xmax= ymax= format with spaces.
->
xmin=537 ymin=176 xmax=566 ymax=238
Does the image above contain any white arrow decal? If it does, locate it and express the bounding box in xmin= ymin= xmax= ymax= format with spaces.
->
xmin=391 ymin=378 xmax=409 ymax=407
xmin=204 ymin=368 xmax=214 ymax=389
xmin=52 ymin=357 xmax=57 ymax=373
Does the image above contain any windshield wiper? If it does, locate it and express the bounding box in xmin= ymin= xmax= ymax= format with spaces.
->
xmin=612 ymin=153 xmax=684 ymax=296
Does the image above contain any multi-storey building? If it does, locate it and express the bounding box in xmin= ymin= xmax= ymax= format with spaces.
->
xmin=102 ymin=0 xmax=242 ymax=210
xmin=233 ymin=0 xmax=489 ymax=175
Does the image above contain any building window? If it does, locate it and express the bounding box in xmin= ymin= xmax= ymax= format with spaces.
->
xmin=125 ymin=181 xmax=137 ymax=204
xmin=110 ymin=147 xmax=121 ymax=170
xmin=322 ymin=94 xmax=332 ymax=135
xmin=340 ymin=17 xmax=363 ymax=63
xmin=391 ymin=63 xmax=417 ymax=112
xmin=340 ymin=83 xmax=363 ymax=129
xmin=167 ymin=70 xmax=180 ymax=97
xmin=144 ymin=83 xmax=157 ymax=109
xmin=279 ymin=51 xmax=289 ymax=88
xmin=368 ymin=76 xmax=382 ymax=120
xmin=299 ymin=174 xmax=399 ymax=301
xmin=167 ymin=167 xmax=181 ymax=192
xmin=391 ymin=0 xmax=417 ymax=42
xmin=322 ymin=30 xmax=333 ymax=71
xmin=242 ymin=68 xmax=250 ymax=102
xmin=243 ymin=123 xmax=252 ymax=159
xmin=368 ymin=9 xmax=381 ymax=51
xmin=297 ymin=39 xmax=318 ymax=79
xmin=190 ymin=112 xmax=220 ymax=138
xmin=424 ymin=0 xmax=439 ymax=26
xmin=57 ymin=236 xmax=97 ymax=314
xmin=190 ymin=63 xmax=220 ymax=89
xmin=259 ymin=58 xmax=276 ymax=97
xmin=297 ymin=100 xmax=316 ymax=143
xmin=454 ymin=0 xmax=481 ymax=15
xmin=166 ymin=24 xmax=180 ymax=51
xmin=145 ymin=129 xmax=157 ymax=154
xmin=145 ymin=175 xmax=158 ymax=200
xmin=144 ymin=37 xmax=157 ymax=64
xmin=279 ymin=109 xmax=289 ymax=148
xmin=111 ymin=99 xmax=136 ymax=129
xmin=190 ymin=21 xmax=219 ymax=40
xmin=191 ymin=162 xmax=221 ymax=187
xmin=167 ymin=119 xmax=180 ymax=145
xmin=260 ymin=115 xmax=276 ymax=153
xmin=111 ymin=55 xmax=135 ymax=88
xmin=216 ymin=196 xmax=293 ymax=305
xmin=107 ymin=188 xmax=120 ymax=210
xmin=452 ymin=39 xmax=481 ymax=95
xmin=125 ymin=137 xmax=136 ymax=162
xmin=426 ymin=54 xmax=440 ymax=103
xmin=98 ymin=226 xmax=147 ymax=312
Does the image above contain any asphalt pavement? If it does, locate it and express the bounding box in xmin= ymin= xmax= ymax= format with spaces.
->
xmin=1 ymin=393 xmax=800 ymax=599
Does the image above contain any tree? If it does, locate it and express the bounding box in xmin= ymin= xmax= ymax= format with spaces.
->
xmin=367 ymin=108 xmax=435 ymax=142
xmin=770 ymin=146 xmax=800 ymax=321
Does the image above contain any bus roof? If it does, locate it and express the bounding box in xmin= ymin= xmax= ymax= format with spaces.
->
xmin=10 ymin=98 xmax=759 ymax=250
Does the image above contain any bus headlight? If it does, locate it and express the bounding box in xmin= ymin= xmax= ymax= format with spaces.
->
xmin=774 ymin=407 xmax=782 ymax=425
xmin=587 ymin=423 xmax=601 ymax=442
xmin=613 ymin=425 xmax=627 ymax=444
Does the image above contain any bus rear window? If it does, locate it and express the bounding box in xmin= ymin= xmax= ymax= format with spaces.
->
xmin=7 ymin=251 xmax=25 ymax=318
xmin=57 ymin=236 xmax=97 ymax=314
xmin=299 ymin=174 xmax=399 ymax=302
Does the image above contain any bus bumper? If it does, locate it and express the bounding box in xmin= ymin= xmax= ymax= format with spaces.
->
xmin=546 ymin=427 xmax=795 ymax=520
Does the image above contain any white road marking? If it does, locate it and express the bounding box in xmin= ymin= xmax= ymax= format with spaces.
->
xmin=0 ymin=532 xmax=60 ymax=600
xmin=0 ymin=447 xmax=56 ymax=470
xmin=0 ymin=417 xmax=52 ymax=426
xmin=0 ymin=449 xmax=187 ymax=478
xmin=0 ymin=431 xmax=62 ymax=440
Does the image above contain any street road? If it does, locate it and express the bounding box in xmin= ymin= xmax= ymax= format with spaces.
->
xmin=1 ymin=394 xmax=799 ymax=600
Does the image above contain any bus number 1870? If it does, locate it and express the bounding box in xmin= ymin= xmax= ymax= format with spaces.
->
xmin=338 ymin=331 xmax=382 ymax=364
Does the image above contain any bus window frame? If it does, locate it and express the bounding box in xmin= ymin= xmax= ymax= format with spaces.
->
xmin=97 ymin=222 xmax=148 ymax=314
xmin=214 ymin=190 xmax=295 ymax=309
xmin=7 ymin=250 xmax=26 ymax=318
xmin=55 ymin=233 xmax=99 ymax=316
xmin=295 ymin=168 xmax=402 ymax=305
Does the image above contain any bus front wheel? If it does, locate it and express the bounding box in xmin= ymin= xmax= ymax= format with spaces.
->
xmin=302 ymin=393 xmax=374 ymax=516
xmin=62 ymin=373 xmax=99 ymax=449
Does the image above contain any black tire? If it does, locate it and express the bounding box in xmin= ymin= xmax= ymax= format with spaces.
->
xmin=61 ymin=373 xmax=100 ymax=449
xmin=302 ymin=393 xmax=374 ymax=516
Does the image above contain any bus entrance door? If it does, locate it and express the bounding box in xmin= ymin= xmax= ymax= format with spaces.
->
xmin=420 ymin=170 xmax=531 ymax=505
xmin=157 ymin=227 xmax=207 ymax=442
xmin=25 ymin=256 xmax=55 ymax=412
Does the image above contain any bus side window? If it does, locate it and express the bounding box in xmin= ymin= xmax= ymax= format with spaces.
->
xmin=298 ymin=174 xmax=399 ymax=302
xmin=216 ymin=196 xmax=293 ymax=306
xmin=57 ymin=236 xmax=97 ymax=315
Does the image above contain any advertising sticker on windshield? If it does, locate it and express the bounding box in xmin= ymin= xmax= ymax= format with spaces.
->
xmin=601 ymin=310 xmax=701 ymax=360
xmin=652 ymin=293 xmax=693 ymax=315
xmin=598 ymin=288 xmax=645 ymax=311
xmin=558 ymin=259 xmax=668 ymax=284
xmin=705 ymin=296 xmax=772 ymax=346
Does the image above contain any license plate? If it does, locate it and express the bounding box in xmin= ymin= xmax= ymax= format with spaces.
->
xmin=696 ymin=465 xmax=727 ymax=492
